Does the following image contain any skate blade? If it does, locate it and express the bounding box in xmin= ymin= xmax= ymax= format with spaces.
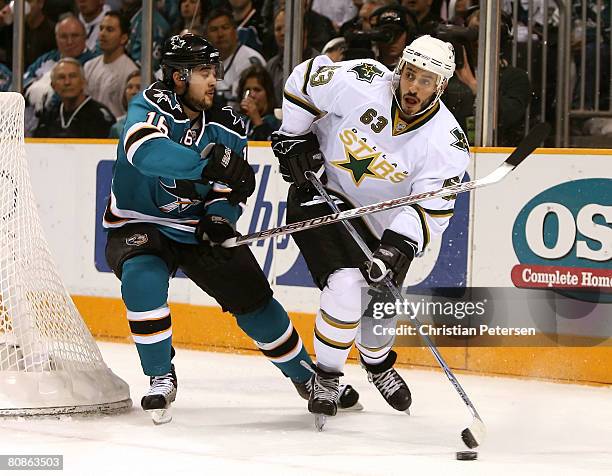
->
xmin=147 ymin=408 xmax=172 ymax=425
xmin=314 ymin=414 xmax=327 ymax=432
xmin=338 ymin=402 xmax=364 ymax=412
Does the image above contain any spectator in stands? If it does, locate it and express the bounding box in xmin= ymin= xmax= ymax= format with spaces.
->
xmin=121 ymin=0 xmax=170 ymax=68
xmin=237 ymin=64 xmax=280 ymax=140
xmin=312 ymin=0 xmax=358 ymax=31
xmin=229 ymin=0 xmax=265 ymax=53
xmin=356 ymin=0 xmax=398 ymax=31
xmin=442 ymin=7 xmax=531 ymax=146
xmin=34 ymin=57 xmax=115 ymax=138
xmin=0 ymin=0 xmax=14 ymax=65
xmin=205 ymin=8 xmax=265 ymax=108
xmin=23 ymin=14 xmax=98 ymax=134
xmin=322 ymin=36 xmax=347 ymax=62
xmin=171 ymin=0 xmax=206 ymax=36
xmin=84 ymin=11 xmax=138 ymax=119
xmin=402 ymin=0 xmax=440 ymax=34
xmin=369 ymin=5 xmax=412 ymax=69
xmin=304 ymin=0 xmax=336 ymax=52
xmin=109 ymin=70 xmax=141 ymax=138
xmin=266 ymin=8 xmax=318 ymax=106
xmin=339 ymin=0 xmax=399 ymax=61
xmin=25 ymin=0 xmax=57 ymax=67
xmin=0 ymin=62 xmax=11 ymax=91
xmin=76 ymin=0 xmax=110 ymax=52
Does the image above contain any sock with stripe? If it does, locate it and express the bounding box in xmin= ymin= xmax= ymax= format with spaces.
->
xmin=235 ymin=297 xmax=312 ymax=383
xmin=121 ymin=254 xmax=173 ymax=376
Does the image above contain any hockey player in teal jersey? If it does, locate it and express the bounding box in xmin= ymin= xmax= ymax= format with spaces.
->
xmin=103 ymin=34 xmax=359 ymax=424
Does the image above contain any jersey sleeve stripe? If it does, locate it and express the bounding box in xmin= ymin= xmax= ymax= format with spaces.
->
xmin=283 ymin=89 xmax=322 ymax=117
xmin=422 ymin=207 xmax=454 ymax=218
xmin=410 ymin=204 xmax=430 ymax=250
xmin=124 ymin=124 xmax=167 ymax=165
xmin=124 ymin=124 xmax=161 ymax=151
xmin=302 ymin=58 xmax=315 ymax=95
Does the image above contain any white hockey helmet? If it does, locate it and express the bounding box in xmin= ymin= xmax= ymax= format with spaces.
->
xmin=392 ymin=35 xmax=456 ymax=117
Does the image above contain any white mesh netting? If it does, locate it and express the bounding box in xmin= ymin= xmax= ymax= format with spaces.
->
xmin=0 ymin=92 xmax=131 ymax=416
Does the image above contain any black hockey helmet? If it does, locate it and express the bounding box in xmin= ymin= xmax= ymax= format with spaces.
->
xmin=161 ymin=33 xmax=224 ymax=86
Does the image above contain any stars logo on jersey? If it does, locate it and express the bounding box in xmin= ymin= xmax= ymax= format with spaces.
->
xmin=159 ymin=180 xmax=202 ymax=213
xmin=333 ymin=148 xmax=383 ymax=186
xmin=333 ymin=129 xmax=408 ymax=186
xmin=450 ymin=127 xmax=469 ymax=152
xmin=152 ymin=90 xmax=182 ymax=112
xmin=349 ymin=63 xmax=384 ymax=83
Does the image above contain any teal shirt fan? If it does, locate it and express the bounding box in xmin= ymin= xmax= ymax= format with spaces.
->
xmin=103 ymin=80 xmax=247 ymax=244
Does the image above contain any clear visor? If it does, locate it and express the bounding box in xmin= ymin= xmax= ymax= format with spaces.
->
xmin=191 ymin=63 xmax=224 ymax=80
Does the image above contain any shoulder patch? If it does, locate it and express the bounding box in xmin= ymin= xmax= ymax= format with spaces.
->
xmin=143 ymin=85 xmax=186 ymax=120
xmin=442 ymin=176 xmax=461 ymax=201
xmin=207 ymin=105 xmax=247 ymax=135
xmin=248 ymin=56 xmax=263 ymax=66
xmin=349 ymin=63 xmax=384 ymax=83
xmin=450 ymin=127 xmax=470 ymax=153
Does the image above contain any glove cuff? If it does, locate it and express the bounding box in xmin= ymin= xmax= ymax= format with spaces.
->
xmin=380 ymin=230 xmax=417 ymax=261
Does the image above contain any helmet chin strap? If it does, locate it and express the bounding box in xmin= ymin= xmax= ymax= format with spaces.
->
xmin=391 ymin=73 xmax=445 ymax=120
xmin=177 ymin=69 xmax=204 ymax=113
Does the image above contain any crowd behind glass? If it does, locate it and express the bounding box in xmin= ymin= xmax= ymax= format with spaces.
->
xmin=0 ymin=0 xmax=609 ymax=146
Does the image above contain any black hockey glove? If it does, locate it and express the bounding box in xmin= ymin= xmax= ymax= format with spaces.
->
xmin=362 ymin=230 xmax=417 ymax=288
xmin=201 ymin=144 xmax=256 ymax=205
xmin=196 ymin=214 xmax=236 ymax=244
xmin=270 ymin=131 xmax=324 ymax=190
xmin=195 ymin=215 xmax=237 ymax=263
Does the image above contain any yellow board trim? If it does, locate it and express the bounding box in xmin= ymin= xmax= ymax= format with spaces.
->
xmin=23 ymin=138 xmax=612 ymax=156
xmin=72 ymin=295 xmax=612 ymax=385
xmin=472 ymin=146 xmax=612 ymax=155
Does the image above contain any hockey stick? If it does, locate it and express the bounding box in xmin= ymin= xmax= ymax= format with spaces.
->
xmin=222 ymin=122 xmax=551 ymax=248
xmin=305 ymin=170 xmax=486 ymax=447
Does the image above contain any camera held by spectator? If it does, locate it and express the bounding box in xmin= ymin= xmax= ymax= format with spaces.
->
xmin=343 ymin=4 xmax=412 ymax=66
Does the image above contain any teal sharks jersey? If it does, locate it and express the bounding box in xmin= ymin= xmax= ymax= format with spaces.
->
xmin=103 ymin=81 xmax=248 ymax=244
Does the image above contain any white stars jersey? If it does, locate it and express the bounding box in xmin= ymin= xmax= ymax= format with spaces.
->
xmin=280 ymin=55 xmax=470 ymax=253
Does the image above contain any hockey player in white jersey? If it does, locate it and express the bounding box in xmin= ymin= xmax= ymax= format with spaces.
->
xmin=271 ymin=35 xmax=470 ymax=420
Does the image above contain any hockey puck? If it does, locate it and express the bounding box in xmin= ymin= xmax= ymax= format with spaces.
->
xmin=456 ymin=451 xmax=478 ymax=461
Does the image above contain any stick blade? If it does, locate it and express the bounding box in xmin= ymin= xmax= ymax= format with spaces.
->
xmin=461 ymin=417 xmax=486 ymax=449
xmin=505 ymin=122 xmax=551 ymax=168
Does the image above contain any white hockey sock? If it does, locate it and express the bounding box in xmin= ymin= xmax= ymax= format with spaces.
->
xmin=314 ymin=268 xmax=365 ymax=373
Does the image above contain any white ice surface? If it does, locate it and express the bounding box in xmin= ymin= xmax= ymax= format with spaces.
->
xmin=0 ymin=342 xmax=610 ymax=476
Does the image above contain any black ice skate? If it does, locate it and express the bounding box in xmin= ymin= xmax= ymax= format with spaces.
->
xmin=362 ymin=351 xmax=412 ymax=413
xmin=307 ymin=365 xmax=343 ymax=431
xmin=293 ymin=378 xmax=363 ymax=412
xmin=141 ymin=364 xmax=178 ymax=425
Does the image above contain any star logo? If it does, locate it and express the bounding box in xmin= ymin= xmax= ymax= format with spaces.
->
xmin=332 ymin=145 xmax=384 ymax=186
xmin=450 ymin=127 xmax=469 ymax=152
xmin=349 ymin=63 xmax=385 ymax=83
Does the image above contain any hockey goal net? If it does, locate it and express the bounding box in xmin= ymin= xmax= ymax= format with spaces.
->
xmin=0 ymin=92 xmax=131 ymax=416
